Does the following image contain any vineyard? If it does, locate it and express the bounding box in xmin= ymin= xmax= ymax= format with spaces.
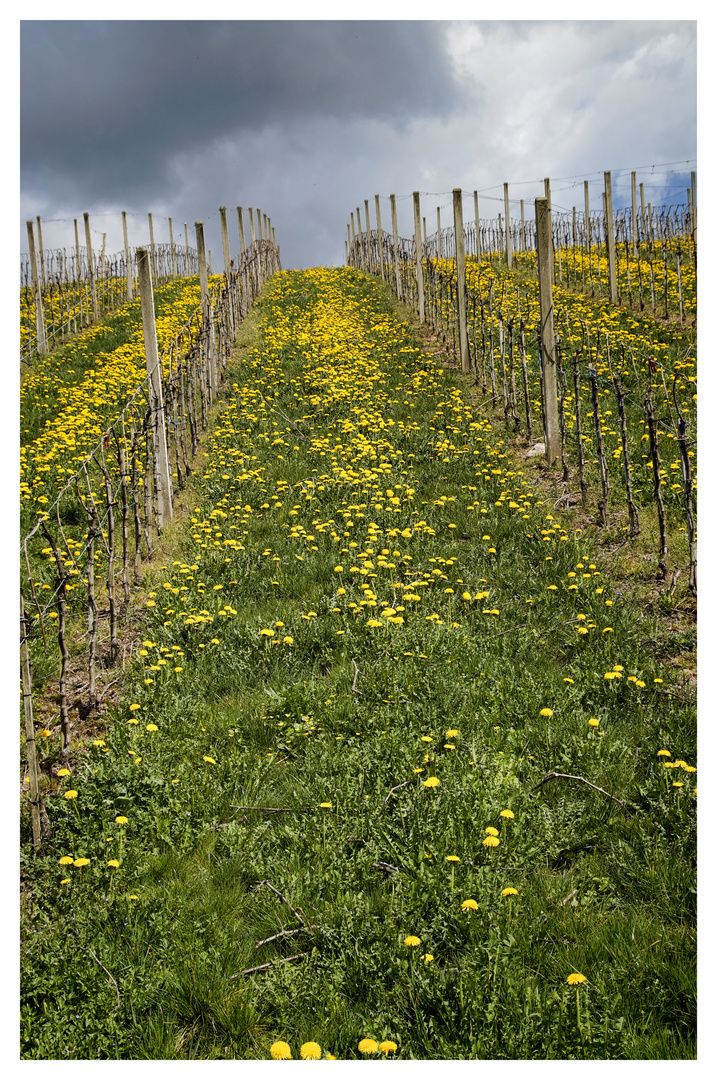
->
xmin=20 ymin=189 xmax=696 ymax=1060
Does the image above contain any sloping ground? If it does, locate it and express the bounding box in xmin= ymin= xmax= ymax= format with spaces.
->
xmin=21 ymin=268 xmax=695 ymax=1060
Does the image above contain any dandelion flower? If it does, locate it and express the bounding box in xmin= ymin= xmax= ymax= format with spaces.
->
xmin=72 ymin=857 xmax=90 ymax=867
xmin=358 ymin=1038 xmax=378 ymax=1054
xmin=379 ymin=1041 xmax=397 ymax=1055
xmin=57 ymin=768 xmax=71 ymax=777
xmin=300 ymin=1042 xmax=322 ymax=1060
xmin=445 ymin=728 xmax=459 ymax=738
xmin=485 ymin=826 xmax=499 ymax=836
xmin=567 ymin=973 xmax=587 ymax=985
xmin=483 ymin=836 xmax=500 ymax=848
xmin=404 ymin=935 xmax=421 ymax=947
xmin=540 ymin=708 xmax=553 ymax=717
xmin=446 ymin=855 xmax=460 ymax=862
xmin=115 ymin=816 xmax=128 ymax=825
xmin=59 ymin=856 xmax=74 ymax=865
xmin=64 ymin=790 xmax=78 ymax=800
xmin=423 ymin=776 xmax=440 ymax=788
xmin=502 ymin=888 xmax=518 ymax=897
xmin=203 ymin=756 xmax=217 ymax=765
xmin=107 ymin=860 xmax=120 ymax=868
xmin=657 ymin=750 xmax=671 ymax=757
xmin=461 ymin=899 xmax=479 ymax=911
xmin=500 ymin=809 xmax=514 ymax=819
xmin=129 ymin=704 xmax=141 ymax=711
xmin=588 ymin=719 xmax=600 ymax=728
xmin=270 ymin=1041 xmax=292 ymax=1060
xmin=146 ymin=723 xmax=159 ymax=732
xmin=320 ymin=802 xmax=332 ymax=809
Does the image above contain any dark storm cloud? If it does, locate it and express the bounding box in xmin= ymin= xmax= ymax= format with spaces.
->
xmin=21 ymin=20 xmax=459 ymax=205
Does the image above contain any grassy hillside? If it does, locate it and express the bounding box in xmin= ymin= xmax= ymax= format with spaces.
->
xmin=21 ymin=267 xmax=696 ymax=1060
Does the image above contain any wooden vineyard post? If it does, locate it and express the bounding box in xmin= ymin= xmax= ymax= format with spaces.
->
xmin=122 ymin=211 xmax=134 ymax=301
xmin=21 ymin=595 xmax=42 ymax=849
xmin=413 ymin=192 xmax=425 ymax=322
xmin=148 ymin=212 xmax=157 ymax=281
xmin=194 ymin=222 xmax=217 ymax=400
xmin=604 ymin=172 xmax=617 ymax=304
xmin=237 ymin=207 xmax=246 ymax=257
xmin=390 ymin=195 xmax=402 ymax=300
xmin=535 ymin=198 xmax=560 ymax=465
xmin=26 ymin=221 xmax=48 ymax=354
xmin=219 ymin=206 xmax=235 ymax=337
xmin=169 ymin=216 xmax=176 ymax=277
xmin=137 ymin=247 xmax=173 ymax=530
xmin=453 ymin=189 xmax=470 ymax=373
xmin=474 ymin=191 xmax=481 ymax=261
xmin=83 ymin=212 xmax=99 ymax=321
xmin=375 ymin=195 xmax=385 ymax=280
xmin=364 ymin=200 xmax=372 ymax=274
xmin=504 ymin=183 xmax=513 ymax=269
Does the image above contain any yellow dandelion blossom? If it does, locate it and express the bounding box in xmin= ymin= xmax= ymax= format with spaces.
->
xmin=270 ymin=1041 xmax=292 ymax=1060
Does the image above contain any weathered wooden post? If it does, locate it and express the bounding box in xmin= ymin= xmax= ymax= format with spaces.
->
xmin=436 ymin=207 xmax=442 ymax=259
xmin=83 ymin=212 xmax=98 ymax=321
xmin=256 ymin=208 xmax=263 ymax=242
xmin=195 ymin=221 xmax=217 ymax=400
xmin=504 ymin=183 xmax=513 ymax=269
xmin=168 ymin=216 xmax=176 ymax=276
xmin=137 ymin=247 xmax=173 ymax=529
xmin=453 ymin=188 xmax=470 ymax=373
xmin=604 ymin=171 xmax=617 ymax=303
xmin=122 ymin=211 xmax=133 ymax=301
xmin=184 ymin=224 xmax=189 ymax=272
xmin=219 ymin=206 xmax=235 ymax=335
xmin=364 ymin=199 xmax=372 ymax=273
xmin=36 ymin=216 xmax=46 ymax=290
xmin=375 ymin=195 xmax=385 ymax=279
xmin=520 ymin=200 xmax=525 ymax=252
xmin=26 ymin=221 xmax=48 ymax=354
xmin=535 ymin=198 xmax=559 ymax=465
xmin=390 ymin=194 xmax=402 ymax=300
xmin=631 ymin=172 xmax=638 ymax=258
xmin=249 ymin=208 xmax=256 ymax=245
xmin=148 ymin=212 xmax=157 ymax=280
xmin=237 ymin=207 xmax=246 ymax=257
xmin=413 ymin=191 xmax=425 ymax=322
xmin=73 ymin=218 xmax=80 ymax=282
xmin=474 ymin=191 xmax=481 ymax=260
xmin=356 ymin=206 xmax=364 ymax=270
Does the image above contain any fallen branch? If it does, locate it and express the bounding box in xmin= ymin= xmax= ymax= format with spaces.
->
xmin=231 ymin=952 xmax=309 ymax=979
xmin=529 ymin=771 xmax=625 ymax=808
xmin=255 ymin=927 xmax=304 ymax=950
xmin=372 ymin=860 xmax=401 ymax=875
xmin=82 ymin=945 xmax=120 ymax=1009
xmin=384 ymin=780 xmax=412 ymax=804
xmin=351 ymin=659 xmax=363 ymax=695
xmin=254 ymin=879 xmax=307 ymax=927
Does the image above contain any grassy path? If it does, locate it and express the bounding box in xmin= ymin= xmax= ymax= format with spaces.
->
xmin=21 ymin=268 xmax=696 ymax=1060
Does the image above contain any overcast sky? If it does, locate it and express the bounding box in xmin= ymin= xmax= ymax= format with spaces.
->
xmin=19 ymin=12 xmax=697 ymax=272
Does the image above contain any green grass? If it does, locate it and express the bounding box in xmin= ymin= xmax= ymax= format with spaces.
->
xmin=20 ymin=267 xmax=696 ymax=1060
